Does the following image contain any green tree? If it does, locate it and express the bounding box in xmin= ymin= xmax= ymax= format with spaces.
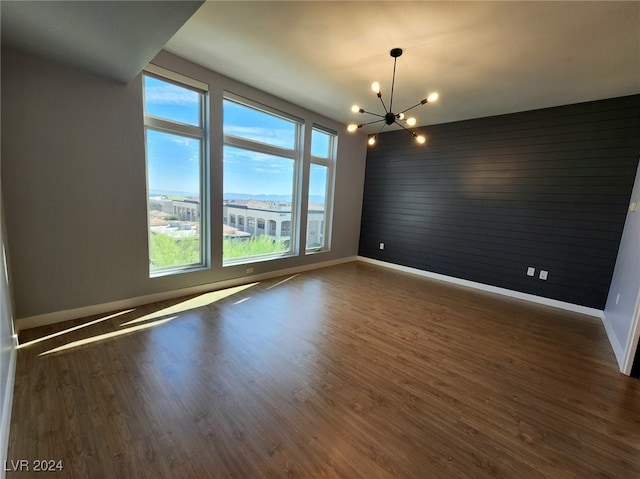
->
xmin=150 ymin=233 xmax=200 ymax=268
xmin=150 ymin=233 xmax=289 ymax=268
xmin=223 ymin=236 xmax=287 ymax=260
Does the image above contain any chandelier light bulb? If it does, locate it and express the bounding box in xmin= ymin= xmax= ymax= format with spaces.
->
xmin=347 ymin=123 xmax=359 ymax=133
xmin=351 ymin=104 xmax=361 ymax=113
xmin=368 ymin=135 xmax=376 ymax=146
xmin=397 ymin=113 xmax=405 ymax=120
xmin=416 ymin=134 xmax=427 ymax=144
xmin=371 ymin=82 xmax=381 ymax=94
xmin=406 ymin=117 xmax=417 ymax=127
xmin=427 ymin=92 xmax=439 ymax=102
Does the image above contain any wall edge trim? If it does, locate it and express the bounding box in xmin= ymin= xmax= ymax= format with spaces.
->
xmin=0 ymin=340 xmax=17 ymax=479
xmin=601 ymin=311 xmax=627 ymax=373
xmin=16 ymin=256 xmax=358 ymax=332
xmin=621 ymin=293 xmax=640 ymax=375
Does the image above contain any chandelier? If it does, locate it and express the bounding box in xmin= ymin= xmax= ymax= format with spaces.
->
xmin=347 ymin=48 xmax=439 ymax=146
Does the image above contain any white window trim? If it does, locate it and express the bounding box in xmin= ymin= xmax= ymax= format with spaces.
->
xmin=306 ymin=124 xmax=337 ymax=254
xmin=222 ymin=92 xmax=304 ymax=266
xmin=145 ymin=64 xmax=209 ymax=92
xmin=143 ymin=65 xmax=210 ymax=277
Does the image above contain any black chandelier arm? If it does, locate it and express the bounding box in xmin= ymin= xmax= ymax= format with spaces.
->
xmin=393 ymin=120 xmax=419 ymax=137
xmin=374 ymin=122 xmax=387 ymax=136
xmin=360 ymin=118 xmax=386 ymax=127
xmin=359 ymin=109 xmax=386 ymax=119
xmin=376 ymin=92 xmax=389 ymax=114
xmin=399 ymin=99 xmax=428 ymax=115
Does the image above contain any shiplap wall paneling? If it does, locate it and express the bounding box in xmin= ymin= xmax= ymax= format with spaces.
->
xmin=359 ymin=95 xmax=640 ymax=309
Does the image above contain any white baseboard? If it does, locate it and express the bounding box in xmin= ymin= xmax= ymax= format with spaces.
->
xmin=357 ymin=256 xmax=604 ymax=318
xmin=1 ymin=339 xmax=17 ymax=479
xmin=16 ymin=256 xmax=358 ymax=332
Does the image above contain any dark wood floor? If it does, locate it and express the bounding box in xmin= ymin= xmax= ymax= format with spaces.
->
xmin=8 ymin=261 xmax=640 ymax=478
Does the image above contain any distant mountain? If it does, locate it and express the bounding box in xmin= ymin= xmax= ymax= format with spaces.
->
xmin=150 ymin=189 xmax=198 ymax=198
xmin=150 ymin=191 xmax=325 ymax=204
xmin=224 ymin=193 xmax=325 ymax=204
xmin=224 ymin=193 xmax=291 ymax=202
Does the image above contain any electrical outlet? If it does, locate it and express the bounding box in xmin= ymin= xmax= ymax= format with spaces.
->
xmin=527 ymin=267 xmax=535 ymax=277
xmin=539 ymin=270 xmax=548 ymax=280
xmin=246 ymin=267 xmax=254 ymax=274
xmin=379 ymin=242 xmax=385 ymax=250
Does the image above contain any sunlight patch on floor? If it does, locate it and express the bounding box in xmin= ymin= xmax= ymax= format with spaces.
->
xmin=39 ymin=316 xmax=179 ymax=356
xmin=264 ymin=274 xmax=298 ymax=291
xmin=17 ymin=309 xmax=135 ymax=350
xmin=120 ymin=282 xmax=260 ymax=326
xmin=29 ymin=280 xmax=272 ymax=356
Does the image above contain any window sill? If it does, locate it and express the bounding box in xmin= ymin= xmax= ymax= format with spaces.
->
xmin=222 ymin=251 xmax=296 ymax=268
xmin=150 ymin=264 xmax=209 ymax=279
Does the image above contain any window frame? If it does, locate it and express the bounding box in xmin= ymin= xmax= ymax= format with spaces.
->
xmin=143 ymin=65 xmax=210 ymax=277
xmin=222 ymin=92 xmax=304 ymax=266
xmin=306 ymin=124 xmax=337 ymax=254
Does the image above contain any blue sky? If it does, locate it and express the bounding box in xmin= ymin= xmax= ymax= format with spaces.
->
xmin=144 ymin=76 xmax=330 ymax=201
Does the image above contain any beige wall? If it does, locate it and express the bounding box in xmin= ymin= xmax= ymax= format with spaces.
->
xmin=1 ymin=48 xmax=367 ymax=322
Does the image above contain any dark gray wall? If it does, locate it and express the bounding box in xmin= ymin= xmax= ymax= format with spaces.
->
xmin=359 ymin=95 xmax=640 ymax=309
xmin=1 ymin=48 xmax=367 ymax=320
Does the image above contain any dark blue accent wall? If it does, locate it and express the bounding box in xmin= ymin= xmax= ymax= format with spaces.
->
xmin=358 ymin=95 xmax=640 ymax=309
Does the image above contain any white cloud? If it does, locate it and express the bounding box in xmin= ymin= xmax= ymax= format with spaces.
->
xmin=146 ymin=85 xmax=198 ymax=106
xmin=225 ymin=147 xmax=293 ymax=167
xmin=171 ymin=137 xmax=195 ymax=147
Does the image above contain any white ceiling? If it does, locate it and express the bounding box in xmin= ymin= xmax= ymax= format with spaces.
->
xmin=1 ymin=1 xmax=638 ymax=133
xmin=0 ymin=1 xmax=203 ymax=83
xmin=165 ymin=1 xmax=640 ymax=132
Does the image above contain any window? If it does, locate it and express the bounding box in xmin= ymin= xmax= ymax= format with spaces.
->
xmin=306 ymin=126 xmax=336 ymax=252
xmin=268 ymin=220 xmax=277 ymax=237
xmin=222 ymin=94 xmax=302 ymax=264
xmin=142 ymin=65 xmax=338 ymax=273
xmin=143 ymin=65 xmax=208 ymax=275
